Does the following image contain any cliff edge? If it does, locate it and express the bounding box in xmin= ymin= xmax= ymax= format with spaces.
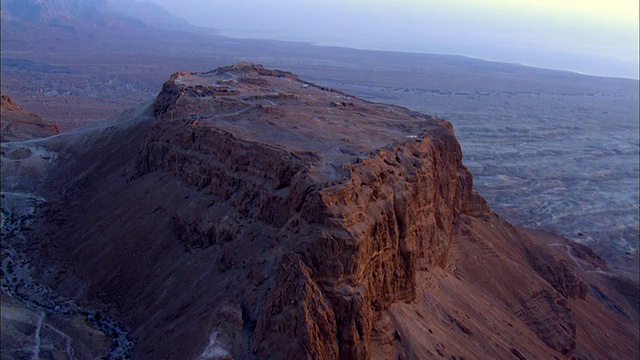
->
xmin=1 ymin=63 xmax=636 ymax=359
xmin=138 ymin=63 xmax=490 ymax=358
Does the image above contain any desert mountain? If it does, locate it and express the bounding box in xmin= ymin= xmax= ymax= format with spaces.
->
xmin=1 ymin=64 xmax=637 ymax=359
xmin=1 ymin=0 xmax=192 ymax=30
xmin=106 ymin=0 xmax=192 ymax=30
xmin=0 ymin=93 xmax=59 ymax=142
xmin=1 ymin=0 xmax=636 ymax=283
xmin=1 ymin=0 xmax=142 ymax=30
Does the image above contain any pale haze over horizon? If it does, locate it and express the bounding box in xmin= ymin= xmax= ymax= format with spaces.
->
xmin=148 ymin=0 xmax=639 ymax=79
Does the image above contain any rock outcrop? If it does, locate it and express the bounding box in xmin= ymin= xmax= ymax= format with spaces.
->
xmin=134 ymin=63 xmax=492 ymax=358
xmin=4 ymin=63 xmax=636 ymax=360
xmin=1 ymin=93 xmax=59 ymax=142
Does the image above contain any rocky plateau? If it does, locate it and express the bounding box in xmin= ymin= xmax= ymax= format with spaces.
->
xmin=0 ymin=64 xmax=638 ymax=359
xmin=2 ymin=0 xmax=637 ymax=284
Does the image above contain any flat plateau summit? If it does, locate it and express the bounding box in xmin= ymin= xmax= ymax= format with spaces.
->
xmin=1 ymin=64 xmax=638 ymax=359
xmin=148 ymin=63 xmax=453 ymax=182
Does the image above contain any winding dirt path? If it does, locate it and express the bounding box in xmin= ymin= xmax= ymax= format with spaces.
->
xmin=1 ymin=191 xmax=134 ymax=359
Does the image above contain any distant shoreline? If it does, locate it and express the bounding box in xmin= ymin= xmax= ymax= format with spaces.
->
xmin=216 ymin=28 xmax=640 ymax=81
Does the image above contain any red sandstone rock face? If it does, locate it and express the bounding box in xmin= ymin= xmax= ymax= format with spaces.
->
xmin=0 ymin=93 xmax=59 ymax=142
xmin=13 ymin=64 xmax=637 ymax=360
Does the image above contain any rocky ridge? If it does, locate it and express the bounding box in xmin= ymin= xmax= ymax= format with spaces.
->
xmin=1 ymin=93 xmax=59 ymax=142
xmin=1 ymin=63 xmax=637 ymax=359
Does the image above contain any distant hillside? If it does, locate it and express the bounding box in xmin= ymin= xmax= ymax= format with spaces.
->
xmin=1 ymin=0 xmax=141 ymax=28
xmin=0 ymin=0 xmax=198 ymax=33
xmin=106 ymin=0 xmax=193 ymax=30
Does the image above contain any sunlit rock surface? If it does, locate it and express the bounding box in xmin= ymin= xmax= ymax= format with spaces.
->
xmin=1 ymin=64 xmax=637 ymax=359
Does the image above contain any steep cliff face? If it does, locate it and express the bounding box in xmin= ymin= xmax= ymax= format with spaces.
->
xmin=133 ymin=63 xmax=491 ymax=358
xmin=10 ymin=64 xmax=636 ymax=360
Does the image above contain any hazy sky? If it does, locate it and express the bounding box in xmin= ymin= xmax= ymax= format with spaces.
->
xmin=149 ymin=0 xmax=639 ymax=79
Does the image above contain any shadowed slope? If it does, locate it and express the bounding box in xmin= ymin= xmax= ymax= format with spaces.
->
xmin=0 ymin=64 xmax=636 ymax=359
